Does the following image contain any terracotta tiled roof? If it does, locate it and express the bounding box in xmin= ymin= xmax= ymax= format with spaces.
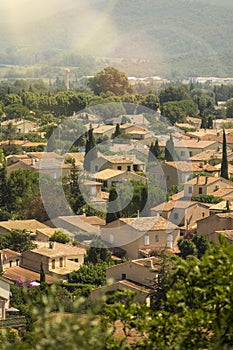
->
xmin=0 ymin=220 xmax=48 ymax=232
xmin=185 ymin=176 xmax=220 ymax=186
xmin=118 ymin=280 xmax=151 ymax=293
xmin=164 ymin=161 xmax=218 ymax=173
xmin=35 ymin=228 xmax=72 ymax=238
xmin=209 ymin=200 xmax=233 ymax=211
xmin=174 ymin=139 xmax=218 ymax=149
xmin=151 ymin=200 xmax=197 ymax=212
xmin=31 ymin=241 xmax=86 ymax=258
xmin=55 ymin=216 xmax=102 ymax=233
xmin=76 ymin=215 xmax=105 ymax=226
xmin=94 ymin=169 xmax=125 ymax=180
xmin=120 ymin=216 xmax=178 ymax=231
xmin=3 ymin=266 xmax=54 ymax=283
xmin=103 ymin=156 xmax=133 ymax=164
xmin=92 ymin=125 xmax=115 ymax=135
xmin=127 ymin=130 xmax=148 ymax=135
xmin=209 ymin=188 xmax=233 ymax=198
xmin=0 ymin=249 xmax=21 ymax=259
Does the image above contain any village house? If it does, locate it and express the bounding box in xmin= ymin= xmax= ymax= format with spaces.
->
xmin=120 ymin=114 xmax=150 ymax=126
xmin=1 ymin=119 xmax=38 ymax=133
xmin=183 ymin=175 xmax=233 ymax=199
xmin=0 ymin=277 xmax=13 ymax=320
xmin=91 ymin=257 xmax=161 ymax=304
xmin=35 ymin=227 xmax=74 ymax=242
xmin=92 ymin=124 xmax=116 ymax=139
xmin=51 ymin=215 xmax=105 ymax=236
xmin=197 ymin=213 xmax=233 ymax=244
xmin=21 ymin=241 xmax=86 ymax=280
xmin=0 ymin=249 xmax=21 ymax=270
xmin=173 ymin=139 xmax=221 ymax=160
xmin=90 ymin=154 xmax=145 ymax=173
xmin=151 ymin=199 xmax=210 ymax=235
xmin=101 ymin=216 xmax=180 ymax=259
xmin=190 ymin=149 xmax=233 ymax=164
xmin=93 ymin=169 xmax=147 ymax=189
xmin=7 ymin=152 xmax=72 ymax=178
xmin=0 ymin=219 xmax=48 ymax=236
xmin=3 ymin=266 xmax=54 ymax=285
xmin=186 ymin=129 xmax=233 ymax=149
xmin=79 ymin=180 xmax=109 ymax=210
xmin=150 ymin=161 xmax=219 ymax=188
xmin=209 ymin=200 xmax=233 ymax=216
xmin=119 ymin=123 xmax=149 ymax=136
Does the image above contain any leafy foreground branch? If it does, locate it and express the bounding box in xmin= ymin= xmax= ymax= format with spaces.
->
xmin=2 ymin=239 xmax=233 ymax=349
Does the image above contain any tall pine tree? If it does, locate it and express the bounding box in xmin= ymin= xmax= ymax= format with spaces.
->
xmin=221 ymin=129 xmax=228 ymax=179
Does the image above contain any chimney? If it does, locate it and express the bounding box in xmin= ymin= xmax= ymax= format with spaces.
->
xmin=49 ymin=242 xmax=55 ymax=249
xmin=205 ymin=176 xmax=208 ymax=185
xmin=146 ymin=259 xmax=153 ymax=269
xmin=196 ymin=174 xmax=200 ymax=184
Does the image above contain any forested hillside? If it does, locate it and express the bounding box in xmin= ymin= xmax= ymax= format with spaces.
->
xmin=0 ymin=0 xmax=232 ymax=77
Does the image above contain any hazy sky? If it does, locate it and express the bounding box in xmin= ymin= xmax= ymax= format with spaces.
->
xmin=0 ymin=0 xmax=79 ymax=22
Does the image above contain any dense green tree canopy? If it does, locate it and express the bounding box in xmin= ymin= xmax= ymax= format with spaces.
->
xmin=88 ymin=67 xmax=133 ymax=96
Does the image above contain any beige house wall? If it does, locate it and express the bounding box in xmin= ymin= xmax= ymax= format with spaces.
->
xmin=106 ymin=262 xmax=156 ymax=287
xmin=21 ymin=251 xmax=51 ymax=274
xmin=175 ymin=142 xmax=220 ymax=160
xmin=91 ymin=158 xmax=134 ymax=174
xmin=184 ymin=178 xmax=231 ymax=197
xmin=90 ymin=282 xmax=149 ymax=303
xmin=166 ymin=205 xmax=209 ymax=227
xmin=197 ymin=216 xmax=233 ymax=236
xmin=0 ymin=278 xmax=11 ymax=310
xmin=102 ymin=222 xmax=180 ymax=259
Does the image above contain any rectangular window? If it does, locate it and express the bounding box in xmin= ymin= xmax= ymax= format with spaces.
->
xmin=52 ymin=259 xmax=55 ymax=269
xmin=155 ymin=235 xmax=159 ymax=242
xmin=122 ymin=273 xmax=126 ymax=280
xmin=144 ymin=234 xmax=150 ymax=246
xmin=117 ymin=166 xmax=122 ymax=170
xmin=95 ymin=165 xmax=99 ymax=172
xmin=188 ymin=186 xmax=192 ymax=194
xmin=174 ymin=213 xmax=179 ymax=220
xmin=16 ymin=259 xmax=19 ymax=266
xmin=127 ymin=166 xmax=131 ymax=171
xmin=59 ymin=257 xmax=63 ymax=268
xmin=189 ymin=151 xmax=193 ymax=157
xmin=199 ymin=187 xmax=203 ymax=194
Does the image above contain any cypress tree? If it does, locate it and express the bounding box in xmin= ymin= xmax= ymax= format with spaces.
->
xmin=165 ymin=134 xmax=176 ymax=161
xmin=201 ymin=116 xmax=208 ymax=129
xmin=106 ymin=188 xmax=119 ymax=223
xmin=220 ymin=129 xmax=228 ymax=179
xmin=40 ymin=261 xmax=46 ymax=284
xmin=84 ymin=125 xmax=97 ymax=171
xmin=207 ymin=116 xmax=213 ymax=129
xmin=153 ymin=139 xmax=161 ymax=159
xmin=148 ymin=142 xmax=154 ymax=163
xmin=113 ymin=123 xmax=121 ymax=138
